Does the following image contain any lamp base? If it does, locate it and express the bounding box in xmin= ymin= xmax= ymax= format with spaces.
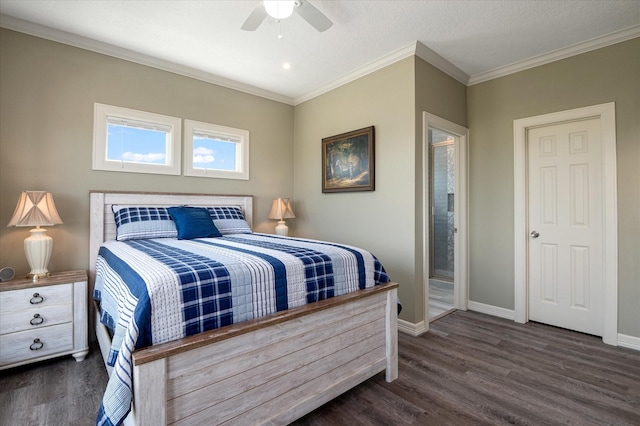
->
xmin=26 ymin=272 xmax=51 ymax=280
xmin=274 ymin=220 xmax=289 ymax=236
xmin=24 ymin=228 xmax=53 ymax=279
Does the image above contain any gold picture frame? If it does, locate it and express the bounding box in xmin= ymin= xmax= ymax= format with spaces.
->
xmin=322 ymin=126 xmax=375 ymax=193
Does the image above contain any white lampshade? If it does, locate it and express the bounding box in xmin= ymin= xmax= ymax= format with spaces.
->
xmin=264 ymin=0 xmax=295 ymax=19
xmin=268 ymin=197 xmax=295 ymax=236
xmin=7 ymin=191 xmax=63 ymax=278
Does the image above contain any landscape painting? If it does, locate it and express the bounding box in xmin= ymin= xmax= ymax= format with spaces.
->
xmin=322 ymin=126 xmax=375 ymax=193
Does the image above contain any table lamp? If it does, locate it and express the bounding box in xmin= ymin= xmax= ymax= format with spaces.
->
xmin=7 ymin=191 xmax=63 ymax=278
xmin=268 ymin=197 xmax=295 ymax=236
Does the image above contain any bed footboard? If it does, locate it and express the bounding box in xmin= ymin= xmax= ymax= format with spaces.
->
xmin=128 ymin=283 xmax=397 ymax=426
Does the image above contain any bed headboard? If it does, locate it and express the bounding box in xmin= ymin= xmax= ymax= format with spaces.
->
xmin=88 ymin=191 xmax=253 ymax=287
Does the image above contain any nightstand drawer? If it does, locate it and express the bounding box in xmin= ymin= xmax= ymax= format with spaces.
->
xmin=0 ymin=304 xmax=73 ymax=335
xmin=0 ymin=283 xmax=72 ymax=313
xmin=0 ymin=322 xmax=74 ymax=366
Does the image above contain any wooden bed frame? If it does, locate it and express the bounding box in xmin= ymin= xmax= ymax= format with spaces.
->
xmin=89 ymin=191 xmax=398 ymax=426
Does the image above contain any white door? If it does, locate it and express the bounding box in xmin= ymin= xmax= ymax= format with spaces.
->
xmin=527 ymin=118 xmax=603 ymax=336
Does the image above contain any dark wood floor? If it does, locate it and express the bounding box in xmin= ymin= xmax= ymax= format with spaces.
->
xmin=0 ymin=343 xmax=106 ymax=426
xmin=294 ymin=311 xmax=640 ymax=426
xmin=1 ymin=311 xmax=639 ymax=425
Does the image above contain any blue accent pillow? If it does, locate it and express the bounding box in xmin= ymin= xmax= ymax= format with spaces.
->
xmin=203 ymin=206 xmax=252 ymax=235
xmin=167 ymin=206 xmax=223 ymax=240
xmin=112 ymin=206 xmax=178 ymax=241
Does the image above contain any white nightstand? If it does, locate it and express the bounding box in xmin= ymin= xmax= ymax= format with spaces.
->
xmin=0 ymin=270 xmax=89 ymax=370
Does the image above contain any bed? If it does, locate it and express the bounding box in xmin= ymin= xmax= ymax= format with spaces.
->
xmin=89 ymin=191 xmax=398 ymax=426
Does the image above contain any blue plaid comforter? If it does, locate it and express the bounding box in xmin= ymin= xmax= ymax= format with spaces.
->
xmin=94 ymin=233 xmax=389 ymax=426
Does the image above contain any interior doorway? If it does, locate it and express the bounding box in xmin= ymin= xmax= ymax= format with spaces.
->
xmin=423 ymin=112 xmax=468 ymax=326
xmin=428 ymin=131 xmax=455 ymax=319
xmin=429 ymin=134 xmax=455 ymax=281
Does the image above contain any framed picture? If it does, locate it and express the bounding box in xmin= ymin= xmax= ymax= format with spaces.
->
xmin=322 ymin=126 xmax=375 ymax=193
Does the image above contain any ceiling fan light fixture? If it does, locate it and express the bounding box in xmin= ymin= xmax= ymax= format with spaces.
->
xmin=264 ymin=0 xmax=295 ymax=20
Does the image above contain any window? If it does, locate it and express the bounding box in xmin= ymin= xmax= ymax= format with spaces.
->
xmin=184 ymin=119 xmax=249 ymax=180
xmin=93 ymin=103 xmax=181 ymax=175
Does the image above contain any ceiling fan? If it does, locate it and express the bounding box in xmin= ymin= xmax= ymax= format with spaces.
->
xmin=241 ymin=0 xmax=333 ymax=32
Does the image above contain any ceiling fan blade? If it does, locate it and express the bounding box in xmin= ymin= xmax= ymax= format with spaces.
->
xmin=295 ymin=0 xmax=333 ymax=32
xmin=241 ymin=4 xmax=268 ymax=31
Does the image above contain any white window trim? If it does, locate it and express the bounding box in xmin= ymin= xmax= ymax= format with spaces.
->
xmin=184 ymin=119 xmax=249 ymax=180
xmin=93 ymin=103 xmax=182 ymax=175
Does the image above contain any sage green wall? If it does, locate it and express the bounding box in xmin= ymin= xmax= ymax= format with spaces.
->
xmin=2 ymin=27 xmax=636 ymax=337
xmin=467 ymin=38 xmax=640 ymax=337
xmin=293 ymin=58 xmax=416 ymax=322
xmin=415 ymin=58 xmax=468 ymax=129
xmin=0 ymin=29 xmax=294 ymax=276
xmin=293 ymin=56 xmax=467 ymax=325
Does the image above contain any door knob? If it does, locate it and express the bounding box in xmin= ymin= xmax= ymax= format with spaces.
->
xmin=531 ymin=230 xmax=539 ymax=238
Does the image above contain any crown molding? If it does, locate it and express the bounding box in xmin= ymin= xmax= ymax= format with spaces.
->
xmin=414 ymin=41 xmax=470 ymax=85
xmin=294 ymin=41 xmax=419 ymax=105
xmin=0 ymin=13 xmax=468 ymax=106
xmin=3 ymin=13 xmax=638 ymax=103
xmin=468 ymin=24 xmax=640 ymax=85
xmin=294 ymin=40 xmax=470 ymax=105
xmin=0 ymin=14 xmax=295 ymax=105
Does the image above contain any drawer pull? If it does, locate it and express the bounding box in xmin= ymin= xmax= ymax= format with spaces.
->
xmin=30 ymin=293 xmax=44 ymax=304
xmin=29 ymin=338 xmax=44 ymax=351
xmin=30 ymin=313 xmax=44 ymax=326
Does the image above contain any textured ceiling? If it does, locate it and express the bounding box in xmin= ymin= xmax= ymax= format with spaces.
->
xmin=1 ymin=0 xmax=638 ymax=104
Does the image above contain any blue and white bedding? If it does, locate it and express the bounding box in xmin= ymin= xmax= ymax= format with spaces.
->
xmin=94 ymin=233 xmax=389 ymax=426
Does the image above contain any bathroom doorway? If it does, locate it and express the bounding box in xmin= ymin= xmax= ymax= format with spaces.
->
xmin=422 ymin=112 xmax=468 ymax=330
xmin=428 ymin=128 xmax=455 ymax=319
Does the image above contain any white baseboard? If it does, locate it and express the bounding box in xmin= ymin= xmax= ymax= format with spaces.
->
xmin=468 ymin=300 xmax=515 ymax=320
xmin=617 ymin=333 xmax=640 ymax=351
xmin=398 ymin=318 xmax=428 ymax=336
